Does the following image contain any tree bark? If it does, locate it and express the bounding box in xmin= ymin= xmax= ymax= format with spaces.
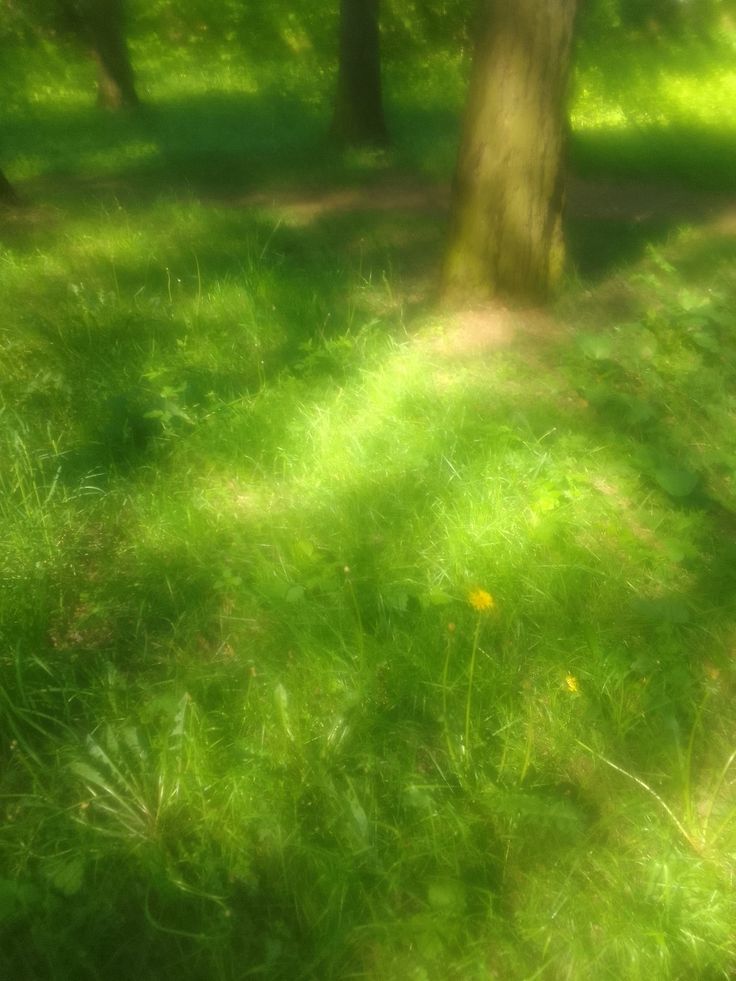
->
xmin=331 ymin=0 xmax=388 ymax=146
xmin=442 ymin=0 xmax=578 ymax=304
xmin=59 ymin=0 xmax=139 ymax=109
xmin=89 ymin=0 xmax=139 ymax=109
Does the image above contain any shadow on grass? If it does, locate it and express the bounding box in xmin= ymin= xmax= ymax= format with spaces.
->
xmin=566 ymin=213 xmax=674 ymax=279
xmin=571 ymin=122 xmax=736 ymax=192
xmin=6 ymin=86 xmax=434 ymax=205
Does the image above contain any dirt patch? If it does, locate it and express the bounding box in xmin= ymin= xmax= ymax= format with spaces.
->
xmin=566 ymin=175 xmax=736 ymax=224
xmin=426 ymin=303 xmax=568 ymax=357
xmin=238 ymin=177 xmax=450 ymax=223
xmin=16 ymin=169 xmax=736 ymax=234
xmin=235 ymin=173 xmax=736 ymax=229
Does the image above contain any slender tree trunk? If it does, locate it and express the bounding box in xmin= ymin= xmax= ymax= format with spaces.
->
xmin=88 ymin=0 xmax=138 ymax=109
xmin=442 ymin=0 xmax=578 ymax=304
xmin=0 ymin=168 xmax=18 ymax=205
xmin=59 ymin=0 xmax=139 ymax=109
xmin=331 ymin=0 xmax=388 ymax=146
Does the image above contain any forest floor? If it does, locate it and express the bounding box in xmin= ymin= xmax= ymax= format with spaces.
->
xmin=3 ymin=35 xmax=736 ymax=981
xmin=234 ymin=174 xmax=736 ymax=225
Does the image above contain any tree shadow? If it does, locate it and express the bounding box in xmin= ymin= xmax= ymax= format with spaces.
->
xmin=6 ymin=86 xmax=427 ymax=206
xmin=571 ymin=122 xmax=736 ymax=193
xmin=566 ymin=213 xmax=673 ymax=279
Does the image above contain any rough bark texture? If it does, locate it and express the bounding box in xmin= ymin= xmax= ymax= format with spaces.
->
xmin=60 ymin=0 xmax=139 ymax=109
xmin=331 ymin=0 xmax=388 ymax=146
xmin=443 ymin=0 xmax=578 ymax=303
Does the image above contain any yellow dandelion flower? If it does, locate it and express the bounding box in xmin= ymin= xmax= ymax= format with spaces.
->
xmin=468 ymin=588 xmax=495 ymax=613
xmin=565 ymin=674 xmax=579 ymax=694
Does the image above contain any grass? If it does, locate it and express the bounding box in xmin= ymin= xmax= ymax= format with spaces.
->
xmin=570 ymin=30 xmax=736 ymax=188
xmin=2 ymin=24 xmax=736 ymax=980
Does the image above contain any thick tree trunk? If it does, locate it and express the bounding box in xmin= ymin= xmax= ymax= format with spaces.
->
xmin=442 ymin=0 xmax=578 ymax=304
xmin=331 ymin=0 xmax=388 ymax=146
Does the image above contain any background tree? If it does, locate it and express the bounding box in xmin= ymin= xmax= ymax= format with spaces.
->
xmin=2 ymin=0 xmax=139 ymax=108
xmin=442 ymin=0 xmax=579 ymax=304
xmin=59 ymin=0 xmax=139 ymax=109
xmin=331 ymin=0 xmax=388 ymax=145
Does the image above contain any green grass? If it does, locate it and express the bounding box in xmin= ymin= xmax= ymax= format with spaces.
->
xmin=2 ymin=27 xmax=736 ymax=981
xmin=571 ymin=30 xmax=736 ymax=188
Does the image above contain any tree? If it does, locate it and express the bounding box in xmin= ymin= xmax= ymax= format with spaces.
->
xmin=59 ymin=0 xmax=139 ymax=109
xmin=331 ymin=0 xmax=388 ymax=145
xmin=442 ymin=0 xmax=579 ymax=304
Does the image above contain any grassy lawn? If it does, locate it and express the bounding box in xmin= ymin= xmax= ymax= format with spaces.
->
xmin=2 ymin=24 xmax=736 ymax=980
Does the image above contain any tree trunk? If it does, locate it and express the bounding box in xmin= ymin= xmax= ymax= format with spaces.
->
xmin=442 ymin=0 xmax=578 ymax=304
xmin=331 ymin=0 xmax=388 ymax=146
xmin=88 ymin=0 xmax=139 ymax=109
xmin=0 ymin=168 xmax=18 ymax=205
xmin=59 ymin=0 xmax=139 ymax=109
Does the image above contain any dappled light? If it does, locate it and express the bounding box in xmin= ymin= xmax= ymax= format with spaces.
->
xmin=2 ymin=3 xmax=736 ymax=978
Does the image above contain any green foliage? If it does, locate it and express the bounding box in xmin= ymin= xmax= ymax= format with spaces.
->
xmin=1 ymin=0 xmax=471 ymax=58
xmin=580 ymin=0 xmax=736 ymax=37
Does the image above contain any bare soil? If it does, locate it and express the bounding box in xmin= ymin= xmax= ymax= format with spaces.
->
xmin=238 ymin=174 xmax=736 ymax=229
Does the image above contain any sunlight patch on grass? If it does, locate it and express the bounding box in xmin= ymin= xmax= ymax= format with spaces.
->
xmin=572 ymin=37 xmax=736 ymax=136
xmin=662 ymin=69 xmax=736 ymax=124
